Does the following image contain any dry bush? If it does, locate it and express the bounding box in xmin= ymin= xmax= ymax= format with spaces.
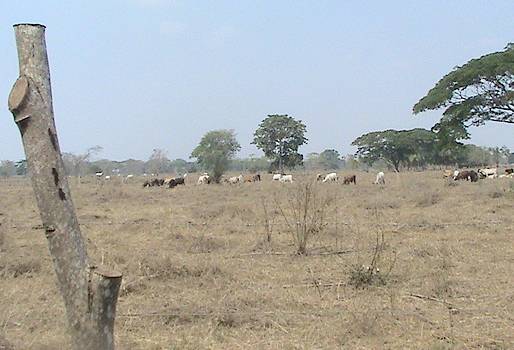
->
xmin=348 ymin=231 xmax=395 ymax=289
xmin=275 ymin=181 xmax=333 ymax=255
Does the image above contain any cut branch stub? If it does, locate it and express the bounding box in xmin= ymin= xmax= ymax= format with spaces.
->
xmin=8 ymin=76 xmax=29 ymax=115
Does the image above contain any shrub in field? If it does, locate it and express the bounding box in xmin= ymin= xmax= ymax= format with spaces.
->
xmin=348 ymin=230 xmax=396 ymax=289
xmin=276 ymin=182 xmax=332 ymax=255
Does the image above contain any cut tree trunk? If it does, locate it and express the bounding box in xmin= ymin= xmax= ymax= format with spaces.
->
xmin=8 ymin=23 xmax=122 ymax=350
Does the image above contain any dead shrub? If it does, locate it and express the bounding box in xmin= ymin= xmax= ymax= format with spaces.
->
xmin=348 ymin=214 xmax=396 ymax=288
xmin=276 ymin=182 xmax=333 ymax=255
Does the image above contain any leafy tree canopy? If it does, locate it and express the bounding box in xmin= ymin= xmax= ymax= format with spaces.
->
xmin=252 ymin=114 xmax=308 ymax=171
xmin=414 ymin=43 xmax=514 ymax=131
xmin=191 ymin=129 xmax=241 ymax=182
xmin=351 ymin=129 xmax=440 ymax=171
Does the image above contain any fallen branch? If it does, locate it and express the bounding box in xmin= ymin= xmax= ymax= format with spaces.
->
xmin=407 ymin=293 xmax=455 ymax=307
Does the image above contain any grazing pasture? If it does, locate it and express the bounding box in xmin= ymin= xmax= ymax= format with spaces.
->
xmin=0 ymin=171 xmax=513 ymax=349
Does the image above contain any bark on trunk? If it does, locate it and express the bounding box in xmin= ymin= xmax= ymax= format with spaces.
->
xmin=8 ymin=23 xmax=122 ymax=350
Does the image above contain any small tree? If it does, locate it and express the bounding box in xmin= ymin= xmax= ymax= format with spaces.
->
xmin=252 ymin=114 xmax=308 ymax=172
xmin=145 ymin=148 xmax=171 ymax=175
xmin=191 ymin=129 xmax=241 ymax=183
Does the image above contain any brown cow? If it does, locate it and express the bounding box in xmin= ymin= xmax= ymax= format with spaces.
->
xmin=244 ymin=174 xmax=261 ymax=183
xmin=343 ymin=175 xmax=356 ymax=185
xmin=454 ymin=170 xmax=478 ymax=182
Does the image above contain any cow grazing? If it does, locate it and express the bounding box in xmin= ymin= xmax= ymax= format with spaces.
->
xmin=197 ymin=173 xmax=210 ymax=185
xmin=168 ymin=176 xmax=186 ymax=188
xmin=322 ymin=172 xmax=338 ymax=183
xmin=279 ymin=174 xmax=293 ymax=183
xmin=244 ymin=174 xmax=261 ymax=182
xmin=272 ymin=174 xmax=282 ymax=181
xmin=374 ymin=172 xmax=385 ymax=185
xmin=316 ymin=173 xmax=324 ymax=182
xmin=228 ymin=175 xmax=243 ymax=184
xmin=478 ymin=168 xmax=498 ymax=179
xmin=505 ymin=168 xmax=514 ymax=175
xmin=343 ymin=174 xmax=356 ymax=185
xmin=454 ymin=170 xmax=478 ymax=182
xmin=143 ymin=178 xmax=165 ymax=187
xmin=443 ymin=170 xmax=455 ymax=178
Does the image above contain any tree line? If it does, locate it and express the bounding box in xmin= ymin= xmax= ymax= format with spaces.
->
xmin=2 ymin=43 xmax=512 ymax=179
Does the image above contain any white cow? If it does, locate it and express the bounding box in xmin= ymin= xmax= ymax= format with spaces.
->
xmin=272 ymin=174 xmax=282 ymax=181
xmin=279 ymin=174 xmax=293 ymax=183
xmin=478 ymin=168 xmax=498 ymax=179
xmin=95 ymin=172 xmax=103 ymax=178
xmin=228 ymin=174 xmax=243 ymax=184
xmin=322 ymin=172 xmax=338 ymax=183
xmin=197 ymin=173 xmax=210 ymax=185
xmin=374 ymin=172 xmax=385 ymax=185
xmin=105 ymin=175 xmax=111 ymax=180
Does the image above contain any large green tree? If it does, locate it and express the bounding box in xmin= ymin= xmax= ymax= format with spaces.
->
xmin=191 ymin=129 xmax=241 ymax=183
xmin=351 ymin=129 xmax=439 ymax=171
xmin=252 ymin=114 xmax=308 ymax=172
xmin=414 ymin=43 xmax=514 ymax=132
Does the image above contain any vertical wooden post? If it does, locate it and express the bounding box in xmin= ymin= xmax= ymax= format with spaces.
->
xmin=8 ymin=23 xmax=122 ymax=350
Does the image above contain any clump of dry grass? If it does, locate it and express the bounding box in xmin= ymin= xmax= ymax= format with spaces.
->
xmin=0 ymin=256 xmax=41 ymax=278
xmin=415 ymin=190 xmax=442 ymax=207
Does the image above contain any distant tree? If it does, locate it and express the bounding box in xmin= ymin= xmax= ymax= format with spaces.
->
xmin=145 ymin=148 xmax=171 ymax=175
xmin=352 ymin=129 xmax=438 ymax=171
xmin=318 ymin=149 xmax=342 ymax=170
xmin=0 ymin=160 xmax=16 ymax=177
xmin=414 ymin=43 xmax=514 ymax=135
xmin=62 ymin=146 xmax=103 ymax=179
xmin=509 ymin=153 xmax=514 ymax=164
xmin=15 ymin=159 xmax=27 ymax=176
xmin=252 ymin=114 xmax=308 ymax=172
xmin=191 ymin=129 xmax=241 ymax=183
xmin=463 ymin=144 xmax=496 ymax=167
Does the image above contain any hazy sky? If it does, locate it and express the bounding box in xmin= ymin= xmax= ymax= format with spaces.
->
xmin=1 ymin=1 xmax=513 ymax=161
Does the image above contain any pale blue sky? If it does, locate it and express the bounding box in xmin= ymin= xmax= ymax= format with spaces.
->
xmin=1 ymin=1 xmax=513 ymax=161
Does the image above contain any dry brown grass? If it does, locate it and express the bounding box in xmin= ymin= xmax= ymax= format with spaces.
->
xmin=0 ymin=172 xmax=513 ymax=349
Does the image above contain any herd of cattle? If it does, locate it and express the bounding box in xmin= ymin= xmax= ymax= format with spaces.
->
xmin=96 ymin=167 xmax=513 ymax=189
xmin=140 ymin=171 xmax=388 ymax=188
xmin=444 ymin=167 xmax=514 ymax=182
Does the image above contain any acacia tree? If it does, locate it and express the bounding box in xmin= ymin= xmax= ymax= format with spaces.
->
xmin=191 ymin=129 xmax=241 ymax=182
xmin=351 ymin=129 xmax=438 ymax=171
xmin=414 ymin=43 xmax=514 ymax=131
xmin=252 ymin=114 xmax=308 ymax=172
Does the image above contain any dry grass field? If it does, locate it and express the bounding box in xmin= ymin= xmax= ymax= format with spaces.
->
xmin=1 ymin=171 xmax=513 ymax=349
